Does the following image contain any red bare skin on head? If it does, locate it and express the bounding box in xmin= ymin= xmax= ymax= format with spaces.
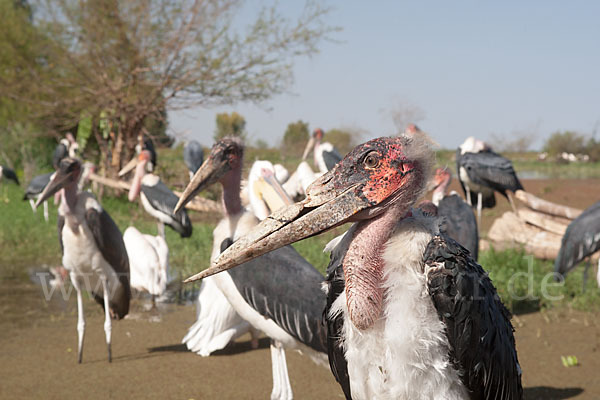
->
xmin=361 ymin=143 xmax=414 ymax=205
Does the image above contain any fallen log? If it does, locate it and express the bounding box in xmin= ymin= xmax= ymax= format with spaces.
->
xmin=517 ymin=208 xmax=569 ymax=236
xmin=89 ymin=173 xmax=222 ymax=214
xmin=515 ymin=190 xmax=582 ymax=220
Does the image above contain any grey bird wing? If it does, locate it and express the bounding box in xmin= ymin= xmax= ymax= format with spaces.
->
xmin=322 ymin=148 xmax=343 ymax=171
xmin=85 ymin=207 xmax=131 ymax=319
xmin=424 ymin=234 xmax=523 ymax=400
xmin=555 ymin=201 xmax=600 ymax=277
xmin=141 ymin=181 xmax=192 ymax=238
xmin=438 ymin=194 xmax=479 ymax=260
xmin=460 ymin=151 xmax=523 ymax=195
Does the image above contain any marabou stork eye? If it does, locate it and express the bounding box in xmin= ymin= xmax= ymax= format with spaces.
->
xmin=364 ymin=152 xmax=380 ymax=169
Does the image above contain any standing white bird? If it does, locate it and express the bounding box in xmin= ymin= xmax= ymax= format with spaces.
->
xmin=123 ymin=226 xmax=169 ymax=305
xmin=35 ymin=158 xmax=130 ymax=363
xmin=196 ymin=135 xmax=523 ymax=400
xmin=302 ymin=128 xmax=343 ymax=174
xmin=120 ymin=150 xmax=192 ymax=238
xmin=176 ymin=138 xmax=328 ymax=400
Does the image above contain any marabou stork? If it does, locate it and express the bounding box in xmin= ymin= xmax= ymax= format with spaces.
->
xmin=52 ymin=133 xmax=79 ymax=170
xmin=35 ymin=158 xmax=130 ymax=363
xmin=0 ymin=165 xmax=19 ymax=185
xmin=430 ymin=167 xmax=479 ymax=260
xmin=194 ymin=135 xmax=523 ymax=400
xmin=135 ymin=135 xmax=157 ymax=172
xmin=184 ymin=140 xmax=204 ymax=179
xmin=120 ymin=150 xmax=192 ymax=238
xmin=302 ymin=128 xmax=343 ymax=174
xmin=183 ymin=159 xmax=289 ymax=356
xmin=176 ymin=138 xmax=328 ymax=400
xmin=554 ymin=200 xmax=600 ymax=289
xmin=123 ymin=226 xmax=169 ymax=305
xmin=456 ymin=137 xmax=523 ymax=225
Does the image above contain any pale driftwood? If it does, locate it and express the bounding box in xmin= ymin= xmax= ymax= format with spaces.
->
xmin=515 ymin=190 xmax=582 ymax=220
xmin=488 ymin=211 xmax=563 ymax=259
xmin=89 ymin=173 xmax=222 ymax=214
xmin=517 ymin=208 xmax=569 ymax=236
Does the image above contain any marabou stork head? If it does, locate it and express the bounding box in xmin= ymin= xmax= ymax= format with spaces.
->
xmin=183 ymin=134 xmax=434 ymax=282
xmin=302 ymin=128 xmax=325 ymax=160
xmin=174 ymin=137 xmax=244 ymax=213
xmin=35 ymin=158 xmax=82 ymax=208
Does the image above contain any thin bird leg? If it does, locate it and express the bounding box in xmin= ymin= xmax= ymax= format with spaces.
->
xmin=277 ymin=344 xmax=293 ymax=400
xmin=507 ymin=192 xmax=519 ymax=217
xmin=157 ymin=222 xmax=165 ymax=240
xmin=152 ymin=294 xmax=157 ymax=309
xmin=29 ymin=199 xmax=36 ymax=213
xmin=583 ymin=258 xmax=591 ymax=293
xmin=477 ymin=192 xmax=483 ymax=227
xmin=71 ymin=275 xmax=86 ymax=364
xmin=466 ymin=189 xmax=472 ymax=207
xmin=270 ymin=341 xmax=282 ymax=400
xmin=43 ymin=201 xmax=49 ymax=222
xmin=249 ymin=326 xmax=260 ymax=349
xmin=101 ymin=277 xmax=113 ymax=362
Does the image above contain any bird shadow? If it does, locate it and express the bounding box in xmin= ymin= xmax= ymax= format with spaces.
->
xmin=524 ymin=386 xmax=583 ymax=400
xmin=146 ymin=337 xmax=271 ymax=356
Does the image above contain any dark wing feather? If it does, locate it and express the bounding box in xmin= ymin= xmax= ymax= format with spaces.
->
xmin=322 ymin=148 xmax=343 ymax=171
xmin=57 ymin=214 xmax=65 ymax=255
xmin=461 ymin=151 xmax=523 ymax=196
xmin=141 ymin=181 xmax=192 ymax=237
xmin=227 ymin=244 xmax=327 ymax=353
xmin=424 ymin=234 xmax=523 ymax=400
xmin=2 ymin=166 xmax=19 ymax=185
xmin=184 ymin=141 xmax=204 ymax=174
xmin=324 ymin=253 xmax=351 ymax=400
xmin=23 ymin=172 xmax=53 ymax=199
xmin=555 ymin=201 xmax=600 ymax=277
xmin=52 ymin=143 xmax=68 ymax=170
xmin=143 ymin=137 xmax=157 ymax=169
xmin=438 ymin=194 xmax=479 ymax=260
xmin=85 ymin=207 xmax=131 ymax=319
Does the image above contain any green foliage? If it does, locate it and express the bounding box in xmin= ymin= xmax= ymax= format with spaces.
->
xmin=281 ymin=120 xmax=309 ymax=158
xmin=543 ymin=131 xmax=587 ymax=156
xmin=325 ymin=128 xmax=362 ymax=156
xmin=214 ymin=112 xmax=247 ymax=142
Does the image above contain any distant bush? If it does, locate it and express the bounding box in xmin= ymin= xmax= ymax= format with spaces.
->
xmin=543 ymin=131 xmax=587 ymax=156
xmin=281 ymin=120 xmax=310 ymax=158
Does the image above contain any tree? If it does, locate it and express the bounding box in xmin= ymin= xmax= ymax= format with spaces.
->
xmin=1 ymin=0 xmax=336 ymax=176
xmin=383 ymin=100 xmax=426 ymax=135
xmin=325 ymin=127 xmax=363 ymax=156
xmin=281 ymin=120 xmax=310 ymax=158
xmin=543 ymin=131 xmax=587 ymax=156
xmin=214 ymin=112 xmax=247 ymax=141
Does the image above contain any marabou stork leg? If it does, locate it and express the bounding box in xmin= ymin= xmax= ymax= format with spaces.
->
xmin=152 ymin=294 xmax=157 ymax=309
xmin=43 ymin=201 xmax=49 ymax=222
xmin=249 ymin=325 xmax=260 ymax=349
xmin=157 ymin=222 xmax=165 ymax=240
xmin=466 ymin=189 xmax=472 ymax=207
xmin=29 ymin=199 xmax=36 ymax=213
xmin=477 ymin=192 xmax=483 ymax=227
xmin=101 ymin=277 xmax=113 ymax=362
xmin=270 ymin=340 xmax=293 ymax=400
xmin=71 ymin=275 xmax=86 ymax=364
xmin=507 ymin=192 xmax=519 ymax=217
xmin=582 ymin=258 xmax=591 ymax=293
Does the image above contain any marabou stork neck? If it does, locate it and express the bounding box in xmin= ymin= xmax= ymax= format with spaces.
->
xmin=121 ymin=150 xmax=192 ymax=238
xmin=456 ymin=137 xmax=523 ymax=226
xmin=555 ymin=200 xmax=600 ymax=290
xmin=184 ymin=140 xmax=204 ymax=180
xmin=193 ymin=135 xmax=523 ymax=400
xmin=176 ymin=138 xmax=329 ymax=400
xmin=35 ymin=158 xmax=130 ymax=363
xmin=302 ymin=128 xmax=343 ymax=174
xmin=430 ymin=167 xmax=479 ymax=260
xmin=0 ymin=165 xmax=19 ymax=185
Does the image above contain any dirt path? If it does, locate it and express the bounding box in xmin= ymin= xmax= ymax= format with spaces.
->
xmin=1 ymin=282 xmax=599 ymax=400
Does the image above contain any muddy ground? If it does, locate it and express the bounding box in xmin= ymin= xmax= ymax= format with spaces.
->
xmin=2 ymin=178 xmax=600 ymax=399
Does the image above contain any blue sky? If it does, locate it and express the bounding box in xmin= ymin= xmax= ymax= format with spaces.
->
xmin=169 ymin=1 xmax=600 ymax=150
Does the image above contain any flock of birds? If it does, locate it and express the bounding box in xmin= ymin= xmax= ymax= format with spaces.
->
xmin=1 ymin=126 xmax=599 ymax=400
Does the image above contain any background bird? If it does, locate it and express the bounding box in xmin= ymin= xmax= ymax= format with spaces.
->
xmin=0 ymin=165 xmax=19 ymax=185
xmin=183 ymin=140 xmax=204 ymax=179
xmin=35 ymin=157 xmax=130 ymax=363
xmin=554 ymin=200 xmax=600 ymax=290
xmin=176 ymin=138 xmax=329 ymax=400
xmin=201 ymin=135 xmax=523 ymax=400
xmin=302 ymin=128 xmax=343 ymax=174
xmin=456 ymin=136 xmax=524 ymax=225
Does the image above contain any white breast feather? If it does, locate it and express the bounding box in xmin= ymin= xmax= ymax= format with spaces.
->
xmin=330 ymin=215 xmax=468 ymax=400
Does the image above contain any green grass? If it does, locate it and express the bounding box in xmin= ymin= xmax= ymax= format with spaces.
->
xmin=2 ymin=175 xmax=599 ymax=313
